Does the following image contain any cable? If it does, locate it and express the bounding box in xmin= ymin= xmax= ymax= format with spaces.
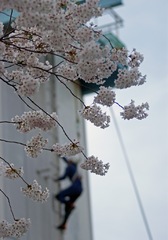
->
xmin=110 ymin=107 xmax=154 ymax=240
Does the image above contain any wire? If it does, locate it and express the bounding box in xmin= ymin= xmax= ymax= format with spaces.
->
xmin=110 ymin=107 xmax=154 ymax=240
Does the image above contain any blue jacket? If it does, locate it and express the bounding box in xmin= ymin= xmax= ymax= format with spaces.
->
xmin=57 ymin=157 xmax=78 ymax=182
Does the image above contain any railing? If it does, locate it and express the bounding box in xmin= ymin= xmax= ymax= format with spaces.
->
xmin=96 ymin=9 xmax=124 ymax=37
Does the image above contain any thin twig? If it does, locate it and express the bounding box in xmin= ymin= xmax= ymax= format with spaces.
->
xmin=0 ymin=138 xmax=26 ymax=147
xmin=0 ymin=121 xmax=15 ymax=124
xmin=0 ymin=76 xmax=17 ymax=89
xmin=0 ymin=188 xmax=16 ymax=221
xmin=114 ymin=101 xmax=124 ymax=109
xmin=26 ymin=97 xmax=74 ymax=143
xmin=23 ymin=98 xmax=88 ymax=159
xmin=102 ymin=33 xmax=114 ymax=49
xmin=55 ymin=75 xmax=86 ymax=107
xmin=0 ymin=156 xmax=29 ymax=186
xmin=18 ymin=95 xmax=36 ymax=111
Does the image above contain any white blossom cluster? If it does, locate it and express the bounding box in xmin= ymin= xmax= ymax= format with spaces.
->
xmin=2 ymin=27 xmax=52 ymax=95
xmin=76 ymin=41 xmax=117 ymax=84
xmin=80 ymin=156 xmax=110 ymax=176
xmin=56 ymin=63 xmax=78 ymax=82
xmin=79 ymin=104 xmax=110 ymax=129
xmin=0 ymin=161 xmax=24 ymax=179
xmin=6 ymin=67 xmax=50 ymax=97
xmin=120 ymin=100 xmax=149 ymax=120
xmin=25 ymin=133 xmax=48 ymax=158
xmin=75 ymin=25 xmax=101 ymax=44
xmin=52 ymin=140 xmax=84 ymax=156
xmin=21 ymin=180 xmax=49 ymax=202
xmin=111 ymin=47 xmax=128 ymax=65
xmin=0 ymin=0 xmax=103 ymax=55
xmin=94 ymin=86 xmax=116 ymax=107
xmin=12 ymin=110 xmax=58 ymax=133
xmin=111 ymin=48 xmax=146 ymax=89
xmin=115 ymin=67 xmax=146 ymax=89
xmin=111 ymin=48 xmax=144 ymax=68
xmin=8 ymin=27 xmax=51 ymax=55
xmin=0 ymin=218 xmax=31 ymax=239
xmin=128 ymin=48 xmax=144 ymax=68
xmin=14 ymin=71 xmax=40 ymax=97
xmin=0 ymin=0 xmax=148 ymax=129
xmin=0 ymin=0 xmax=147 ymax=95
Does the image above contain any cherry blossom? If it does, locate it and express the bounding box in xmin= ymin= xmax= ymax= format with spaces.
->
xmin=12 ymin=110 xmax=58 ymax=133
xmin=25 ymin=133 xmax=48 ymax=158
xmin=21 ymin=180 xmax=49 ymax=202
xmin=120 ymin=100 xmax=149 ymax=120
xmin=0 ymin=161 xmax=24 ymax=179
xmin=76 ymin=41 xmax=116 ymax=84
xmin=115 ymin=67 xmax=146 ymax=89
xmin=0 ymin=218 xmax=31 ymax=239
xmin=111 ymin=47 xmax=128 ymax=65
xmin=94 ymin=86 xmax=116 ymax=107
xmin=128 ymin=48 xmax=144 ymax=68
xmin=79 ymin=104 xmax=110 ymax=129
xmin=56 ymin=63 xmax=78 ymax=82
xmin=80 ymin=155 xmax=110 ymax=176
xmin=52 ymin=140 xmax=84 ymax=156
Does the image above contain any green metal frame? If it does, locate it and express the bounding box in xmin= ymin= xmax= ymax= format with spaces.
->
xmin=99 ymin=32 xmax=125 ymax=49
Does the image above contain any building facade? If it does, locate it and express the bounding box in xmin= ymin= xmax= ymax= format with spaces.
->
xmin=0 ymin=60 xmax=93 ymax=240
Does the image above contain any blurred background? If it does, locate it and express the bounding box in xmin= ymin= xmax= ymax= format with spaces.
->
xmin=84 ymin=0 xmax=168 ymax=239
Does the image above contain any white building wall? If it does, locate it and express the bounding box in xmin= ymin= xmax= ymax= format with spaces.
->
xmin=0 ymin=55 xmax=93 ymax=240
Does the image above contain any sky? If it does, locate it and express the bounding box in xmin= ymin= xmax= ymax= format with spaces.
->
xmin=84 ymin=1 xmax=168 ymax=240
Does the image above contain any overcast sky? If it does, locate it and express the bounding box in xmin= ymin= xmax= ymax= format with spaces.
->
xmin=84 ymin=1 xmax=168 ymax=240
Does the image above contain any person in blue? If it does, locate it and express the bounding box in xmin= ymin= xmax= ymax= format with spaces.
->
xmin=54 ymin=156 xmax=83 ymax=230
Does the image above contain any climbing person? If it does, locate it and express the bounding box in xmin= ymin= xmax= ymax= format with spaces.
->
xmin=54 ymin=156 xmax=83 ymax=230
